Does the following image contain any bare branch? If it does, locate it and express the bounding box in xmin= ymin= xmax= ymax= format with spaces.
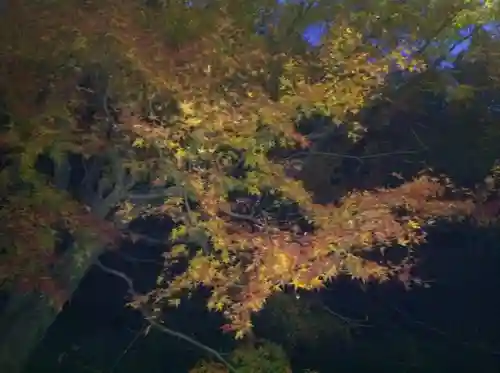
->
xmin=94 ymin=259 xmax=238 ymax=373
xmin=128 ymin=186 xmax=184 ymax=202
xmin=286 ymin=149 xmax=420 ymax=165
xmin=321 ymin=305 xmax=371 ymax=328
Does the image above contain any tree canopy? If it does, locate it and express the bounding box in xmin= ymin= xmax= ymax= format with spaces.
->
xmin=1 ymin=0 xmax=500 ymax=371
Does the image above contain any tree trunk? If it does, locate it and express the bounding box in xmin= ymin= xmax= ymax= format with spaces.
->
xmin=0 ymin=242 xmax=103 ymax=373
xmin=0 ymin=151 xmax=135 ymax=373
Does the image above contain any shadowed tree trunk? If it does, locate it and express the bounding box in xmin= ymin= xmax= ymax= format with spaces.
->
xmin=0 ymin=151 xmax=138 ymax=373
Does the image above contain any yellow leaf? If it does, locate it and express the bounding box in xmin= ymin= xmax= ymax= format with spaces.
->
xmin=132 ymin=137 xmax=145 ymax=148
xmin=308 ymin=276 xmax=324 ymax=289
xmin=215 ymin=302 xmax=225 ymax=311
xmin=407 ymin=220 xmax=420 ymax=229
xmin=234 ymin=330 xmax=245 ymax=340
xmin=186 ymin=116 xmax=202 ymax=126
xmin=168 ymin=298 xmax=181 ymax=308
xmin=180 ymin=100 xmax=195 ymax=116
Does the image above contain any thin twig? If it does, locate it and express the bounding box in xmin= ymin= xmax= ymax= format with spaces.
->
xmin=116 ymin=251 xmax=164 ymax=265
xmin=322 ymin=305 xmax=371 ymax=328
xmin=392 ymin=304 xmax=500 ymax=357
xmin=286 ymin=149 xmax=420 ymax=165
xmin=94 ymin=259 xmax=238 ymax=373
xmin=109 ymin=325 xmax=146 ymax=373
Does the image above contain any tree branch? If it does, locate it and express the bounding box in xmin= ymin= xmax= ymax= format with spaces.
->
xmin=53 ymin=154 xmax=71 ymax=190
xmin=128 ymin=185 xmax=184 ymax=203
xmin=286 ymin=149 xmax=420 ymax=165
xmin=321 ymin=305 xmax=371 ymax=329
xmin=94 ymin=259 xmax=238 ymax=373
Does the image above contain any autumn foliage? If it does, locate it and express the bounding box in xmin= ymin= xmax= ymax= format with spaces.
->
xmin=0 ymin=0 xmax=498 ymax=339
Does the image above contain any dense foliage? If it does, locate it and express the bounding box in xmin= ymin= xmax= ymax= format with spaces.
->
xmin=1 ymin=0 xmax=500 ymax=371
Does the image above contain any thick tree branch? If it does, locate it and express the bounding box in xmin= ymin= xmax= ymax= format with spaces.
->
xmin=53 ymin=155 xmax=71 ymax=190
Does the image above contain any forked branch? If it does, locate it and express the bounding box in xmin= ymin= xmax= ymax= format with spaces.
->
xmin=94 ymin=259 xmax=238 ymax=373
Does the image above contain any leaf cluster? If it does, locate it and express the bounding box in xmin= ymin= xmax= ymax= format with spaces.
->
xmin=0 ymin=0 xmax=496 ymax=336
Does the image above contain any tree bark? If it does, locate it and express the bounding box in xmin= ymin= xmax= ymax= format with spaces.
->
xmin=0 ymin=242 xmax=103 ymax=373
xmin=0 ymin=151 xmax=135 ymax=373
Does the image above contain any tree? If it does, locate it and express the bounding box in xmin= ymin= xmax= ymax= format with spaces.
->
xmin=0 ymin=0 xmax=498 ymax=372
xmin=189 ymin=340 xmax=304 ymax=373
